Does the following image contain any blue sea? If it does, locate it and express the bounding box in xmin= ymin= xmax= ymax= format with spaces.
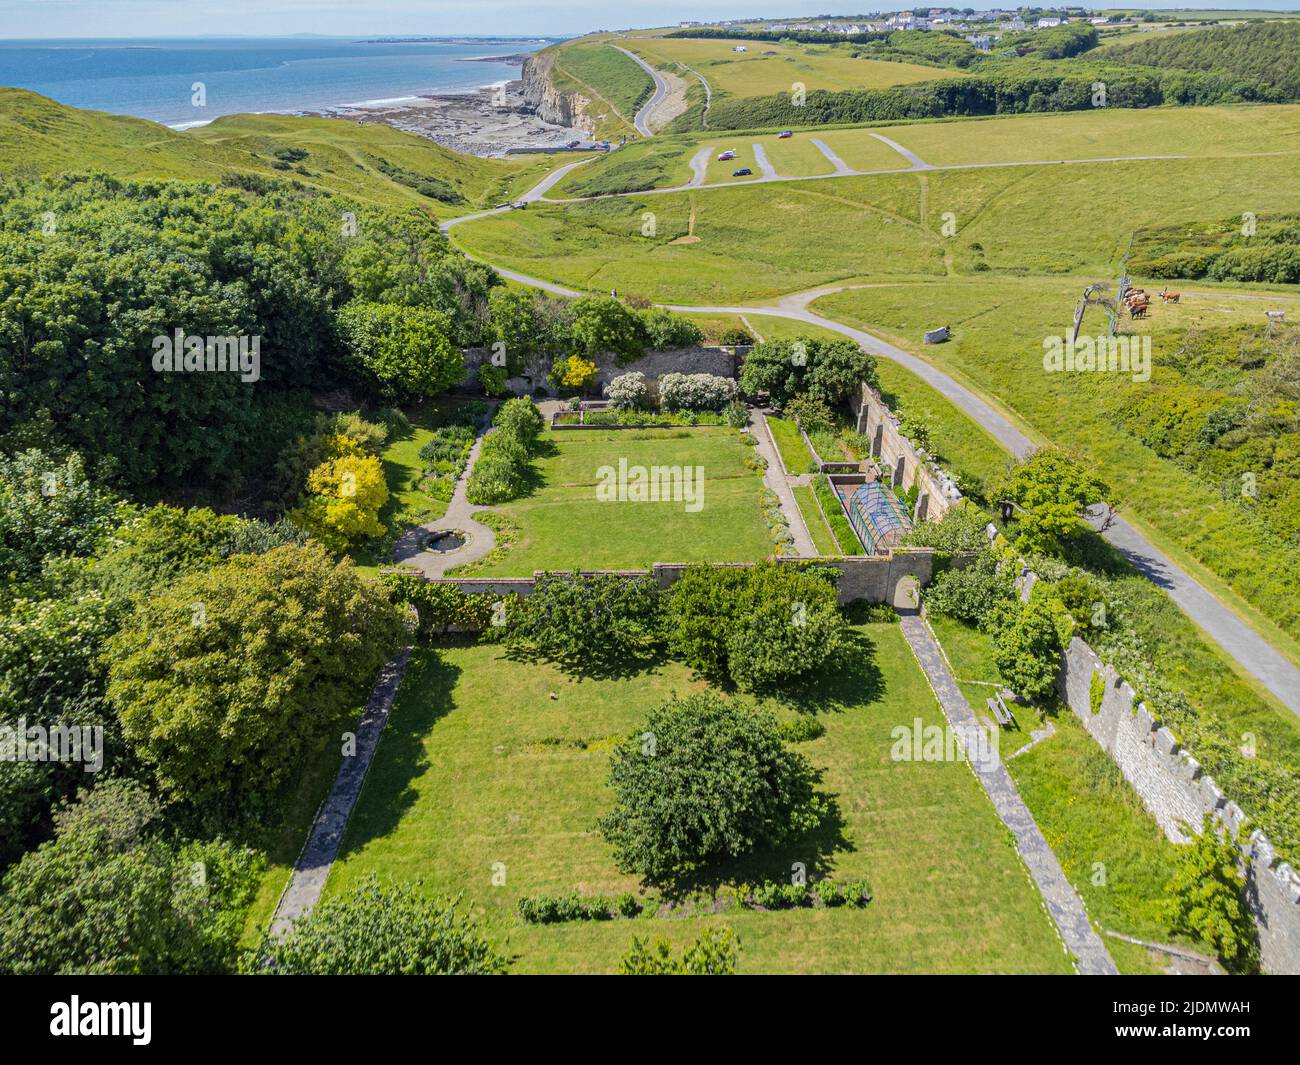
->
xmin=0 ymin=36 xmax=556 ymax=128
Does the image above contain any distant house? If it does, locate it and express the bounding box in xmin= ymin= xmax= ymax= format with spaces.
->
xmin=1037 ymin=17 xmax=1062 ymax=28
xmin=1001 ymin=17 xmax=1026 ymax=31
xmin=965 ymin=34 xmax=993 ymax=50
xmin=1090 ymin=17 xmax=1110 ymax=25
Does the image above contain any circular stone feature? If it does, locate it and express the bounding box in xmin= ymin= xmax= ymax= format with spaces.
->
xmin=425 ymin=530 xmax=467 ymax=552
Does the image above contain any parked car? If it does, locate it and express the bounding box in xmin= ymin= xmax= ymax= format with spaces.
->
xmin=511 ymin=201 xmax=529 ymax=210
xmin=778 ymin=130 xmax=793 ymax=139
xmin=732 ymin=168 xmax=752 ymax=177
xmin=717 ymin=150 xmax=736 ymax=161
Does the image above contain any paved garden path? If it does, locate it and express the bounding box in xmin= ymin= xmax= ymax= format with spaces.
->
xmin=270 ymin=648 xmax=412 ymax=936
xmin=753 ymin=409 xmax=816 ymax=557
xmin=899 ymin=614 xmax=1118 ymax=975
xmin=393 ymin=415 xmax=499 ymax=578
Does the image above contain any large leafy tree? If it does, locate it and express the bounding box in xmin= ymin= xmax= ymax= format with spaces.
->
xmin=0 ymin=780 xmax=263 ymax=975
xmin=336 ymin=301 xmax=463 ymax=401
xmin=248 ymin=879 xmax=506 ymax=975
xmin=570 ymin=295 xmax=645 ymax=363
xmin=739 ymin=336 xmax=876 ymax=409
xmin=995 ymin=447 xmax=1110 ymax=555
xmin=992 ymin=596 xmax=1066 ymax=700
xmin=667 ymin=563 xmax=846 ymax=691
xmin=106 ymin=544 xmax=405 ymax=808
xmin=599 ymin=693 xmax=826 ymax=882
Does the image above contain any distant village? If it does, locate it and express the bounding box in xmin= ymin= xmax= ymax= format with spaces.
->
xmin=676 ymin=9 xmax=1192 ymax=52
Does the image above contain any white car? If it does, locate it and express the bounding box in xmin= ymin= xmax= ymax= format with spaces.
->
xmin=717 ymin=150 xmax=736 ymax=161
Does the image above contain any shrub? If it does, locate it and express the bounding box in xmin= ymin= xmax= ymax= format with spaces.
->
xmin=667 ymin=563 xmax=847 ymax=691
xmin=659 ymin=372 xmax=738 ymax=412
xmin=1089 ymin=669 xmax=1105 ymax=715
xmin=1164 ymin=815 xmax=1258 ymax=973
xmin=638 ymin=307 xmax=703 ymax=349
xmin=465 ymin=431 xmax=531 ymax=505
xmin=515 ymin=893 xmax=642 ymax=923
xmin=478 ymin=363 xmax=507 ymax=397
xmin=506 ymin=573 xmax=664 ymax=671
xmin=492 ymin=397 xmax=544 ymax=451
xmin=598 ymin=692 xmax=827 ymax=882
xmin=723 ymin=399 xmax=750 ymax=429
xmin=784 ymin=393 xmax=836 ymax=436
xmin=619 ymin=926 xmax=738 ymax=975
xmin=289 ymin=451 xmax=388 ymax=551
xmin=382 ymin=574 xmax=507 ymax=638
xmin=923 ymin=551 xmax=1017 ymax=630
xmin=570 ymin=296 xmax=646 ymax=363
xmin=604 ymin=370 xmax=649 ymax=411
xmin=248 ymin=878 xmax=506 ymax=975
xmin=555 ymin=354 xmax=599 ymax=391
xmin=992 ymin=596 xmax=1065 ymax=701
xmin=778 ymin=715 xmax=826 ymax=742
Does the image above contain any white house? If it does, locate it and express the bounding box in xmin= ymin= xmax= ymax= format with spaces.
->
xmin=1001 ymin=17 xmax=1026 ymax=31
xmin=1037 ymin=17 xmax=1062 ymax=28
xmin=965 ymin=34 xmax=993 ymax=51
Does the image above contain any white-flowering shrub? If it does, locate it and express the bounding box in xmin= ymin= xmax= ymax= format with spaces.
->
xmin=659 ymin=373 xmax=737 ymax=412
xmin=603 ymin=370 xmax=649 ymax=410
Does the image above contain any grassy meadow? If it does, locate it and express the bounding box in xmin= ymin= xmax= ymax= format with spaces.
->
xmin=328 ymin=626 xmax=1075 ymax=974
xmin=620 ymin=35 xmax=966 ymax=99
xmin=0 ymin=88 xmax=554 ymax=216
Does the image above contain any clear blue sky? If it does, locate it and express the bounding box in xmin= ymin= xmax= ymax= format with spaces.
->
xmin=2 ymin=1 xmax=1288 ymax=40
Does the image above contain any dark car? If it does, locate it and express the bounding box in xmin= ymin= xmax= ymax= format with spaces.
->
xmin=733 ymin=168 xmax=753 ymax=177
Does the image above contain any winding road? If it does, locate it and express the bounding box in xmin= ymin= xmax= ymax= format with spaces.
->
xmin=612 ymin=45 xmax=671 ymax=137
xmin=438 ymin=125 xmax=1300 ymax=721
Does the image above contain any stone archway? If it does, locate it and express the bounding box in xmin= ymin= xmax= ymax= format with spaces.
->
xmin=893 ymin=574 xmax=920 ymax=614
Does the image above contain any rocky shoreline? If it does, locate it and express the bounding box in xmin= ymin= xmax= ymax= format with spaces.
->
xmin=304 ymin=78 xmax=587 ymax=158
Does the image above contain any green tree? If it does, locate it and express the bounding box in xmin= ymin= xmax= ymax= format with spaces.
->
xmin=106 ymin=544 xmax=405 ymax=808
xmin=667 ymin=563 xmax=846 ymax=691
xmin=0 ymin=451 xmax=118 ymax=586
xmin=619 ymin=926 xmax=739 ymax=975
xmin=598 ymin=692 xmax=826 ymax=882
xmin=0 ymin=780 xmax=263 ymax=975
xmin=992 ymin=596 xmax=1064 ymax=700
xmin=1165 ymin=815 xmax=1258 ymax=973
xmin=248 ymin=879 xmax=506 ymax=975
xmin=507 ymin=573 xmax=663 ymax=672
xmin=337 ymin=301 xmax=463 ymax=401
xmin=492 ymin=396 xmax=544 ymax=451
xmin=995 ymin=448 xmax=1110 ymax=555
xmin=570 ymin=296 xmax=645 ymax=363
xmin=805 ymin=338 xmax=879 ymax=407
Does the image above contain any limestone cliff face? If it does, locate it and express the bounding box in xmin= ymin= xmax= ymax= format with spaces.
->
xmin=521 ymin=50 xmax=590 ymax=131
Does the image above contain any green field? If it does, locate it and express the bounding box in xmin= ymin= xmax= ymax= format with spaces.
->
xmin=329 ymin=626 xmax=1074 ymax=973
xmin=454 ymin=426 xmax=773 ymax=576
xmin=622 ymin=35 xmax=966 ymax=99
xmin=0 ymin=88 xmax=552 ymax=217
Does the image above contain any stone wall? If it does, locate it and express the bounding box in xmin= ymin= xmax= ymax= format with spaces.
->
xmin=1058 ymin=636 xmax=1300 ymax=974
xmin=856 ymin=384 xmax=963 ymax=523
xmin=423 ymin=552 xmax=936 ymax=608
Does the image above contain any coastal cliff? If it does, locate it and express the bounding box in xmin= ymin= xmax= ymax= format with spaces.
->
xmin=521 ymin=49 xmax=592 ymax=131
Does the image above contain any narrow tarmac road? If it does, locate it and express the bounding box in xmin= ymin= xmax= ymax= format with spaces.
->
xmin=611 ymin=45 xmax=670 ymax=137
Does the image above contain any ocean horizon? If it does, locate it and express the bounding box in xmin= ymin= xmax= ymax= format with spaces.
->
xmin=0 ymin=36 xmax=558 ymax=128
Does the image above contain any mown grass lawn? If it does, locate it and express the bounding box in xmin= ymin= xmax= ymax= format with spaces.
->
xmin=765 ymin=414 xmax=817 ymax=475
xmin=794 ymin=483 xmax=841 ymax=556
xmin=458 ymin=426 xmax=772 ymax=576
xmin=330 ymin=623 xmax=1073 ymax=974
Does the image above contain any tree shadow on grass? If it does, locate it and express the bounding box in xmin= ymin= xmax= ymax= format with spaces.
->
xmin=650 ymin=789 xmax=853 ymax=905
xmin=497 ymin=639 xmax=664 ymax=682
xmin=334 ymin=648 xmax=462 ymax=861
xmin=760 ymin=628 xmax=886 ymax=715
xmin=508 ymin=436 xmax=559 ymax=503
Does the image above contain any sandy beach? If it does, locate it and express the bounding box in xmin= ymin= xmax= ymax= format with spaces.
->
xmin=306 ymin=79 xmax=586 ymax=158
